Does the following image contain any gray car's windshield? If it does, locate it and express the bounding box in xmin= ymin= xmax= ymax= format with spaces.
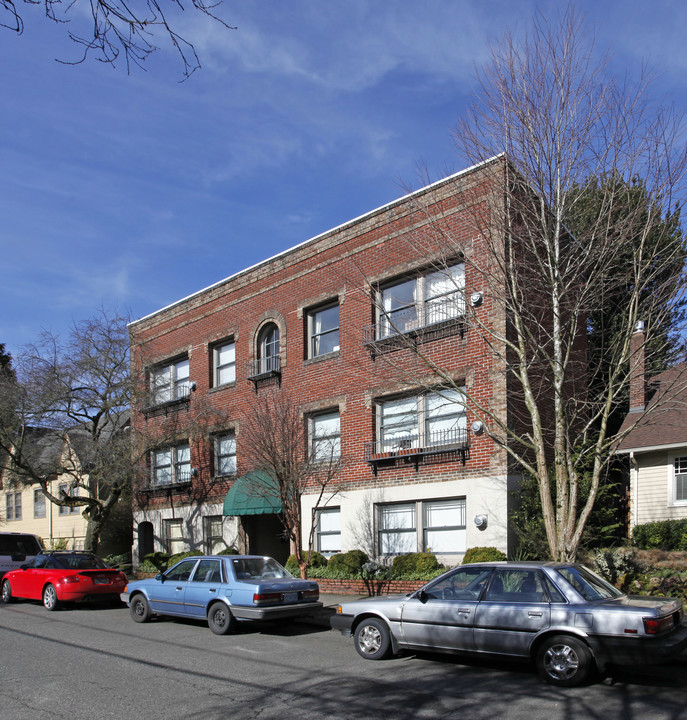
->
xmin=231 ymin=557 xmax=291 ymax=580
xmin=555 ymin=565 xmax=623 ymax=600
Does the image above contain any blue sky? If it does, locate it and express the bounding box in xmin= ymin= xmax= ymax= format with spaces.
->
xmin=2 ymin=0 xmax=687 ymax=359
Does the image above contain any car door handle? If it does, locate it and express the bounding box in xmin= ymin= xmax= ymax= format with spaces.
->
xmin=209 ymin=588 xmax=217 ymax=592
xmin=528 ymin=611 xmax=543 ymax=617
xmin=457 ymin=608 xmax=472 ymax=613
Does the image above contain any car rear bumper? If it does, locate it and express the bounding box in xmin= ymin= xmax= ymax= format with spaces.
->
xmin=588 ymin=623 xmax=687 ymax=666
xmin=229 ymin=601 xmax=323 ymax=620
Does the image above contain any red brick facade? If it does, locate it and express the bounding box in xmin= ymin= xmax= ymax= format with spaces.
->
xmin=129 ymin=156 xmax=520 ymax=567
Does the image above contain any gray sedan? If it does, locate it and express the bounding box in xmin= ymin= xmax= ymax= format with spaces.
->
xmin=331 ymin=561 xmax=687 ymax=686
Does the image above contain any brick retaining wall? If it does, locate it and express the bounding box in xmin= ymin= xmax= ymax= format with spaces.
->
xmin=315 ymin=578 xmax=425 ymax=596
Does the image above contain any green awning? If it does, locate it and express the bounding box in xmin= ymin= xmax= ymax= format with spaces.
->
xmin=223 ymin=471 xmax=282 ymax=516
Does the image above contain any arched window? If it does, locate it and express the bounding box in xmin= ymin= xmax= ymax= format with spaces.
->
xmin=258 ymin=323 xmax=280 ymax=374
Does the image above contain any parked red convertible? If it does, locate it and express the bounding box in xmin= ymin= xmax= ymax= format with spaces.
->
xmin=1 ymin=551 xmax=128 ymax=610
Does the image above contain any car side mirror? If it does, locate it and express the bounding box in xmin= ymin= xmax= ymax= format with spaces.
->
xmin=155 ymin=573 xmax=164 ymax=582
xmin=20 ymin=564 xmax=29 ymax=570
xmin=416 ymin=589 xmax=428 ymax=604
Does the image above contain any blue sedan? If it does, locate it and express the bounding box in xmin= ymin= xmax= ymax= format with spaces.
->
xmin=121 ymin=555 xmax=321 ymax=635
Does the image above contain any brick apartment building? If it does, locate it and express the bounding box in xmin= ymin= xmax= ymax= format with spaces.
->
xmin=128 ymin=154 xmax=523 ymax=567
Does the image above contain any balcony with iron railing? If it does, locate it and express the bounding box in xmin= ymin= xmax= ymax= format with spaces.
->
xmin=142 ymin=383 xmax=194 ymax=417
xmin=141 ymin=468 xmax=194 ymax=494
xmin=247 ymin=354 xmax=282 ymax=389
xmin=364 ymin=426 xmax=470 ymax=474
xmin=363 ymin=297 xmax=467 ymax=359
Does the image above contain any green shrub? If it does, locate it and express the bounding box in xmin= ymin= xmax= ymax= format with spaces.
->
xmin=632 ymin=520 xmax=687 ymax=551
xmin=103 ymin=552 xmax=132 ymax=568
xmin=141 ymin=551 xmax=170 ymax=571
xmin=392 ymin=552 xmax=442 ymax=575
xmin=328 ymin=550 xmax=370 ymax=575
xmin=285 ymin=551 xmax=328 ymax=574
xmin=168 ymin=550 xmax=203 ymax=566
xmin=591 ymin=547 xmax=647 ymax=585
xmin=462 ymin=546 xmax=507 ymax=564
xmin=216 ymin=547 xmax=240 ymax=555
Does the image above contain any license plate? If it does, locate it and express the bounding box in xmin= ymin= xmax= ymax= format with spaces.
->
xmin=93 ymin=577 xmax=110 ymax=585
xmin=283 ymin=592 xmax=297 ymax=603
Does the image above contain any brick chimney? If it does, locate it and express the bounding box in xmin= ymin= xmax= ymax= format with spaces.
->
xmin=629 ymin=321 xmax=646 ymax=412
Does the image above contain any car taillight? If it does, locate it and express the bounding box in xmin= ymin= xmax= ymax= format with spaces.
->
xmin=643 ymin=615 xmax=675 ymax=634
xmin=253 ymin=592 xmax=283 ymax=605
xmin=60 ymin=576 xmax=81 ymax=585
xmin=300 ymin=588 xmax=319 ymax=600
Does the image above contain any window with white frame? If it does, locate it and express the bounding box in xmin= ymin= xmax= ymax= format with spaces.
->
xmin=675 ymin=457 xmax=687 ymax=503
xmin=378 ymin=503 xmax=416 ymax=555
xmin=152 ymin=443 xmax=191 ymax=486
xmin=378 ymin=263 xmax=465 ymax=338
xmin=316 ymin=507 xmax=341 ymax=556
xmin=378 ymin=498 xmax=466 ymax=555
xmin=213 ymin=340 xmax=236 ymax=387
xmin=205 ymin=516 xmax=225 ymax=554
xmin=150 ymin=357 xmax=190 ymax=405
xmin=164 ymin=518 xmax=185 ymax=555
xmin=6 ymin=492 xmax=21 ymax=521
xmin=310 ymin=411 xmax=341 ymax=461
xmin=308 ymin=303 xmax=340 ymax=358
xmin=34 ymin=489 xmax=46 ymax=519
xmin=215 ymin=433 xmax=237 ymax=477
xmin=257 ymin=323 xmax=280 ymax=374
xmin=377 ymin=388 xmax=466 ymax=453
xmin=58 ymin=483 xmax=80 ymax=515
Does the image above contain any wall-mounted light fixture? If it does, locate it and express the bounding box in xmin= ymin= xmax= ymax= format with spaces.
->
xmin=471 ymin=420 xmax=485 ymax=435
xmin=470 ymin=291 xmax=483 ymax=307
xmin=191 ymin=467 xmax=199 ymax=478
xmin=474 ymin=514 xmax=488 ymax=529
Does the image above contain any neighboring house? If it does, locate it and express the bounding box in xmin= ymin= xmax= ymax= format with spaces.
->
xmin=128 ymin=155 xmax=568 ymax=567
xmin=0 ymin=428 xmax=89 ymax=549
xmin=616 ymin=326 xmax=687 ymax=530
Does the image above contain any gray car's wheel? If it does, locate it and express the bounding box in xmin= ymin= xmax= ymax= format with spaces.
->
xmin=43 ymin=584 xmax=59 ymax=611
xmin=208 ymin=603 xmax=234 ymax=635
xmin=1 ymin=579 xmax=13 ymax=604
xmin=354 ymin=618 xmax=392 ymax=660
xmin=130 ymin=594 xmax=151 ymax=623
xmin=536 ymin=634 xmax=594 ymax=687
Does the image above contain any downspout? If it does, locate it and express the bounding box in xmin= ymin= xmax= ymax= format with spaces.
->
xmin=629 ymin=451 xmax=639 ymax=534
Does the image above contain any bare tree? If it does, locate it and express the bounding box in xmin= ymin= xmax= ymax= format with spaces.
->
xmin=0 ymin=309 xmax=136 ymax=553
xmin=365 ymin=7 xmax=687 ymax=561
xmin=239 ymin=390 xmax=344 ymax=578
xmin=2 ymin=0 xmax=235 ymax=78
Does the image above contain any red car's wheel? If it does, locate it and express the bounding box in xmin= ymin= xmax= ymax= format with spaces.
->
xmin=43 ymin=584 xmax=59 ymax=611
xmin=1 ymin=579 xmax=13 ymax=604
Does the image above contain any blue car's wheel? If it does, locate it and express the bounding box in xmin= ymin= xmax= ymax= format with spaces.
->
xmin=130 ymin=594 xmax=151 ymax=623
xmin=208 ymin=602 xmax=234 ymax=635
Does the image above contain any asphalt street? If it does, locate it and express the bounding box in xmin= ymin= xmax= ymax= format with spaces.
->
xmin=2 ymin=598 xmax=687 ymax=720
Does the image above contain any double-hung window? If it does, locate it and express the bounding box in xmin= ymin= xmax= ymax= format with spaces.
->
xmin=308 ymin=304 xmax=340 ymax=358
xmin=378 ymin=388 xmax=466 ymax=453
xmin=378 ymin=498 xmax=466 ymax=555
xmin=6 ymin=492 xmax=21 ymax=521
xmin=257 ymin=324 xmax=280 ymax=374
xmin=58 ymin=483 xmax=80 ymax=515
xmin=213 ymin=341 xmax=236 ymax=387
xmin=316 ymin=507 xmax=341 ymax=556
xmin=379 ymin=263 xmax=465 ymax=338
xmin=34 ymin=489 xmax=46 ymax=519
xmin=164 ymin=519 xmax=185 ymax=555
xmin=215 ymin=433 xmax=237 ymax=477
xmin=150 ymin=358 xmax=190 ymax=405
xmin=310 ymin=411 xmax=341 ymax=462
xmin=205 ymin=516 xmax=225 ymax=554
xmin=152 ymin=443 xmax=191 ymax=486
xmin=675 ymin=457 xmax=687 ymax=504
